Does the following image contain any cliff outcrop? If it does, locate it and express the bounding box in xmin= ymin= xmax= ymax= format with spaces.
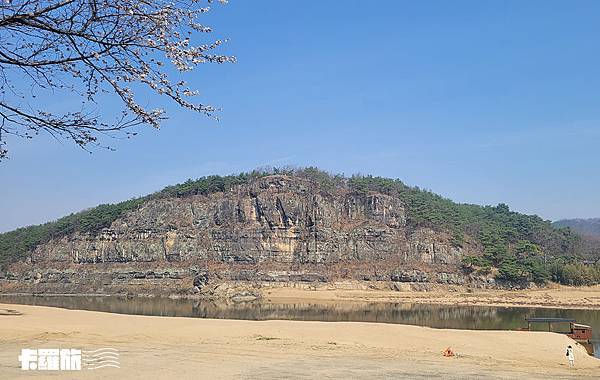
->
xmin=1 ymin=175 xmax=482 ymax=295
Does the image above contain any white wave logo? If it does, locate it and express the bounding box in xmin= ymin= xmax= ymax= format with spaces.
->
xmin=82 ymin=348 xmax=120 ymax=370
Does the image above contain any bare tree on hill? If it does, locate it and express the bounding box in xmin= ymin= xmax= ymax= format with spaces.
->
xmin=0 ymin=0 xmax=234 ymax=159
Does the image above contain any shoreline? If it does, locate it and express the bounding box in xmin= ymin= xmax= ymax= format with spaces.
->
xmin=0 ymin=303 xmax=598 ymax=379
xmin=2 ymin=282 xmax=600 ymax=310
xmin=263 ymin=285 xmax=600 ymax=310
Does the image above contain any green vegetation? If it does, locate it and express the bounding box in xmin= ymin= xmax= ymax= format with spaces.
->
xmin=0 ymin=198 xmax=146 ymax=270
xmin=1 ymin=168 xmax=598 ymax=286
xmin=553 ymin=218 xmax=600 ymax=238
xmin=158 ymin=172 xmax=264 ymax=198
xmin=346 ymin=174 xmax=586 ymax=285
xmin=549 ymin=261 xmax=600 ymax=286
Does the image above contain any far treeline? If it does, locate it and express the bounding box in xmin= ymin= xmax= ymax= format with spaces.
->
xmin=1 ymin=167 xmax=599 ymax=286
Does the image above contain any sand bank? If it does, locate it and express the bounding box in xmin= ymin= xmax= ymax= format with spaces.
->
xmin=0 ymin=303 xmax=598 ymax=379
xmin=260 ymin=283 xmax=600 ymax=310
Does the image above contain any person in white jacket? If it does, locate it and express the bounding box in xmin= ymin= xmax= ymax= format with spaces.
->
xmin=566 ymin=345 xmax=575 ymax=367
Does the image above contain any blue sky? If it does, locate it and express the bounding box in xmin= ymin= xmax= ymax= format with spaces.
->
xmin=2 ymin=0 xmax=600 ymax=232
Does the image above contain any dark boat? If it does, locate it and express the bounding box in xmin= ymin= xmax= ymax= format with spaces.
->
xmin=521 ymin=317 xmax=594 ymax=356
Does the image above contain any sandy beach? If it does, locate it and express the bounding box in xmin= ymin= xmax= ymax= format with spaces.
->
xmin=258 ymin=283 xmax=600 ymax=309
xmin=0 ymin=303 xmax=598 ymax=379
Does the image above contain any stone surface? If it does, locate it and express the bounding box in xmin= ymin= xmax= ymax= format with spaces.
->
xmin=2 ymin=175 xmax=485 ymax=295
xmin=193 ymin=272 xmax=209 ymax=289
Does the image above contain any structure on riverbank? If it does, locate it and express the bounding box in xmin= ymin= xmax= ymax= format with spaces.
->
xmin=523 ymin=317 xmax=594 ymax=356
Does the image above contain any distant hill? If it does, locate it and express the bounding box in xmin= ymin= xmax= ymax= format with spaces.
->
xmin=553 ymin=218 xmax=600 ymax=239
xmin=553 ymin=219 xmax=600 ymax=263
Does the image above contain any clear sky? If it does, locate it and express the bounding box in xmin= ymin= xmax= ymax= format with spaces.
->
xmin=2 ymin=0 xmax=600 ymax=232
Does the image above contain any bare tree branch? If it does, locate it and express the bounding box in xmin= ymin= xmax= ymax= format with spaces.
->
xmin=0 ymin=0 xmax=235 ymax=159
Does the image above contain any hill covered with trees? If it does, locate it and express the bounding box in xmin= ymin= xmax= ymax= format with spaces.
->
xmin=554 ymin=218 xmax=600 ymax=238
xmin=1 ymin=168 xmax=598 ymax=286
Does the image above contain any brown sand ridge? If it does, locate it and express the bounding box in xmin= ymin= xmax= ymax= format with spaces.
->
xmin=0 ymin=303 xmax=598 ymax=379
xmin=261 ymin=283 xmax=600 ymax=309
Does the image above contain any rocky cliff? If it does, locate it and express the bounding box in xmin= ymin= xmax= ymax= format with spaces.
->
xmin=44 ymin=176 xmax=473 ymax=265
xmin=1 ymin=170 xmax=580 ymax=295
xmin=1 ymin=174 xmax=484 ymax=295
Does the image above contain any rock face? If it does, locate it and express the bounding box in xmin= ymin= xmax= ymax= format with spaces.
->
xmin=1 ymin=175 xmax=481 ymax=295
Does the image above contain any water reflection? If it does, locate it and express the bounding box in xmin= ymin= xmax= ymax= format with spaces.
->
xmin=1 ymin=294 xmax=598 ymax=358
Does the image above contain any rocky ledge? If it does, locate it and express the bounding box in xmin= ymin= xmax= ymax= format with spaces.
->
xmin=2 ymin=175 xmax=498 ymax=296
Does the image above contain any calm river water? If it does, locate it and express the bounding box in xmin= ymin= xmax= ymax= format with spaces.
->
xmin=1 ymin=294 xmax=599 ymax=358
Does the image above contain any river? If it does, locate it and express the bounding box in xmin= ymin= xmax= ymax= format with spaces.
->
xmin=1 ymin=294 xmax=598 ymax=358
